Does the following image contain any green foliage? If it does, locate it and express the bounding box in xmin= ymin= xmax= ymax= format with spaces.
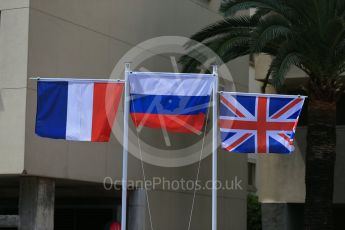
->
xmin=247 ymin=194 xmax=262 ymax=230
xmin=180 ymin=0 xmax=345 ymax=98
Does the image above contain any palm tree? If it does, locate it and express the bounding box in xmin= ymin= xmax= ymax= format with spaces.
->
xmin=180 ymin=0 xmax=345 ymax=229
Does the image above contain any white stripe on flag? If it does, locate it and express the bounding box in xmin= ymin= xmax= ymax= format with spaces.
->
xmin=66 ymin=82 xmax=94 ymax=141
xmin=129 ymin=73 xmax=214 ymax=96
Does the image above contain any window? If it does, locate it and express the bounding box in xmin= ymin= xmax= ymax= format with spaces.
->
xmin=248 ymin=162 xmax=256 ymax=188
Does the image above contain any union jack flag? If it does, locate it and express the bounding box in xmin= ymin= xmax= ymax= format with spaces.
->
xmin=220 ymin=92 xmax=306 ymax=154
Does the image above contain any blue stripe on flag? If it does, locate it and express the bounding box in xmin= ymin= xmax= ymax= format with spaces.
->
xmin=35 ymin=81 xmax=68 ymax=139
xmin=268 ymin=137 xmax=290 ymax=154
xmin=233 ymin=95 xmax=256 ymax=116
xmin=287 ymin=109 xmax=301 ymax=119
xmin=130 ymin=94 xmax=210 ymax=115
xmin=269 ymin=97 xmax=293 ymax=116
xmin=221 ymin=131 xmax=236 ymax=142
xmin=234 ymin=135 xmax=255 ymax=153
xmin=220 ymin=103 xmax=236 ymax=117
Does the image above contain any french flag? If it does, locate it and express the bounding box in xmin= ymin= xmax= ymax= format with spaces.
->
xmin=129 ymin=72 xmax=214 ymax=133
xmin=35 ymin=80 xmax=123 ymax=142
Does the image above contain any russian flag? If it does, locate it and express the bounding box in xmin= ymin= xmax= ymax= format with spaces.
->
xmin=129 ymin=72 xmax=214 ymax=133
xmin=35 ymin=80 xmax=123 ymax=142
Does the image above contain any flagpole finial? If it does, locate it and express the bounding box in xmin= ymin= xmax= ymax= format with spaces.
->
xmin=29 ymin=77 xmax=41 ymax=81
xmin=212 ymin=65 xmax=218 ymax=76
xmin=125 ymin=63 xmax=132 ymax=74
xmin=125 ymin=62 xmax=131 ymax=70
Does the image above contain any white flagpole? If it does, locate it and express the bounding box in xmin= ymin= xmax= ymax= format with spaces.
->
xmin=212 ymin=65 xmax=219 ymax=230
xmin=29 ymin=77 xmax=124 ymax=82
xmin=121 ymin=63 xmax=130 ymax=230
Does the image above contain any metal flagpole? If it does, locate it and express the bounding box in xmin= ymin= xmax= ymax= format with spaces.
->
xmin=212 ymin=65 xmax=219 ymax=230
xmin=29 ymin=77 xmax=125 ymax=83
xmin=121 ymin=63 xmax=130 ymax=230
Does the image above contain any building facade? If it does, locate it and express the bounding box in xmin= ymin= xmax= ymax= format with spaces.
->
xmin=0 ymin=0 xmax=248 ymax=229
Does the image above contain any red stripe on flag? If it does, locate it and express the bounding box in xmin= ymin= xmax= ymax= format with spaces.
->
xmin=220 ymin=119 xmax=296 ymax=131
xmin=91 ymin=83 xmax=124 ymax=142
xmin=225 ymin=133 xmax=252 ymax=152
xmin=130 ymin=113 xmax=206 ymax=133
xmin=257 ymin=97 xmax=267 ymax=153
xmin=278 ymin=133 xmax=293 ymax=145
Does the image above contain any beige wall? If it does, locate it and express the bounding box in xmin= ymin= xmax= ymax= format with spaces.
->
xmin=0 ymin=0 xmax=248 ymax=229
xmin=257 ymin=128 xmax=306 ymax=203
xmin=0 ymin=0 xmax=30 ymax=174
xmin=257 ymin=127 xmax=345 ymax=204
xmin=23 ymin=0 xmax=246 ymax=183
xmin=128 ymin=151 xmax=247 ymax=229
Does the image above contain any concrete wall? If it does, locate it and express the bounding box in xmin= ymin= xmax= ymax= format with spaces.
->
xmin=333 ymin=127 xmax=345 ymax=203
xmin=0 ymin=0 xmax=248 ymax=229
xmin=128 ymin=151 xmax=247 ymax=230
xmin=257 ymin=128 xmax=306 ymax=203
xmin=255 ymin=108 xmax=345 ymax=204
xmin=23 ymin=0 xmax=248 ymax=182
xmin=0 ymin=0 xmax=30 ymax=174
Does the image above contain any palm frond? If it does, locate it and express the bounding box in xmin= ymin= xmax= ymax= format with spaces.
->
xmin=181 ymin=34 xmax=252 ymax=72
xmin=253 ymin=25 xmax=291 ymax=52
xmin=216 ymin=36 xmax=253 ymax=58
xmin=324 ymin=18 xmax=345 ymax=47
xmin=185 ymin=16 xmax=254 ymax=48
xmin=181 ymin=0 xmax=345 ymax=84
xmin=270 ymin=52 xmax=301 ymax=86
xmin=268 ymin=41 xmax=310 ymax=86
xmin=220 ymin=0 xmax=298 ymax=23
xmin=217 ymin=46 xmax=252 ymax=64
xmin=220 ymin=0 xmax=279 ymax=16
xmin=330 ymin=42 xmax=345 ymax=76
xmin=251 ymin=8 xmax=272 ymax=22
xmin=337 ymin=0 xmax=345 ymax=17
xmin=251 ymin=14 xmax=292 ymax=52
